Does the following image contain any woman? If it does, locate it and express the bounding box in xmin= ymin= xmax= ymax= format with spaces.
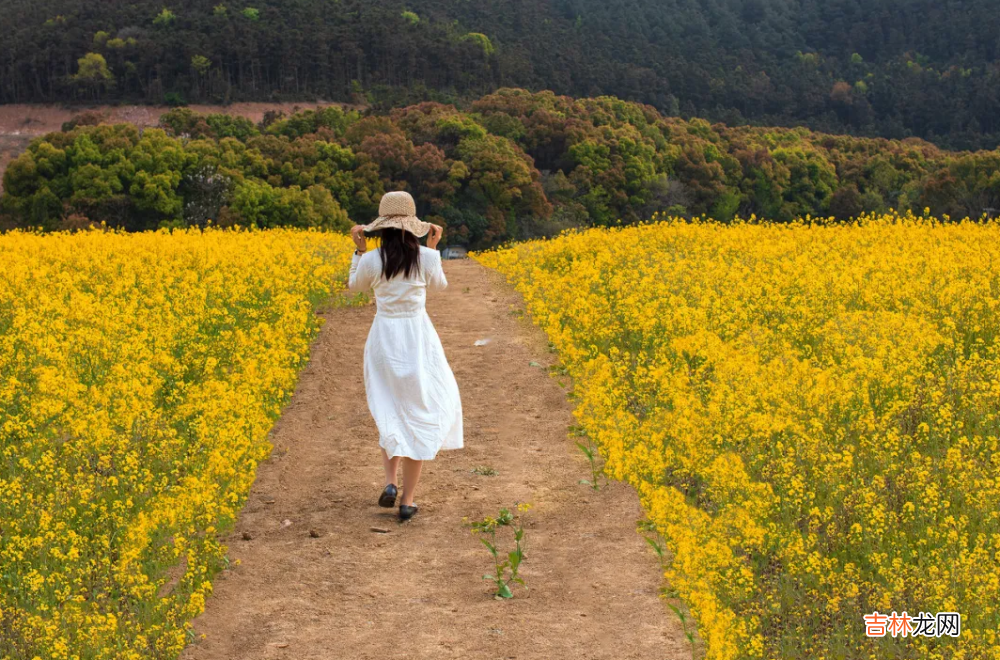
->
xmin=348 ymin=191 xmax=464 ymax=521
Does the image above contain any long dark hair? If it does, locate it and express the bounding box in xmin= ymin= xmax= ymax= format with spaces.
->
xmin=378 ymin=228 xmax=421 ymax=280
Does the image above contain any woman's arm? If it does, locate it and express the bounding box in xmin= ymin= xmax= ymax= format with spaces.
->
xmin=427 ymin=224 xmax=443 ymax=249
xmin=348 ymin=252 xmax=377 ymax=292
xmin=427 ymin=250 xmax=448 ymax=292
xmin=348 ymin=225 xmax=376 ymax=292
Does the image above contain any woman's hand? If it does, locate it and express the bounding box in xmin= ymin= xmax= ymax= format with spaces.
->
xmin=427 ymin=224 xmax=444 ymax=249
xmin=350 ymin=225 xmax=367 ymax=252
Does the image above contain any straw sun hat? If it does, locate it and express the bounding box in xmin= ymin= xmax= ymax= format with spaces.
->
xmin=362 ymin=191 xmax=433 ymax=237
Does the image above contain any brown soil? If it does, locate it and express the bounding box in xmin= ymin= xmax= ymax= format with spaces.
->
xmin=0 ymin=101 xmax=349 ymax=136
xmin=180 ymin=260 xmax=688 ymax=660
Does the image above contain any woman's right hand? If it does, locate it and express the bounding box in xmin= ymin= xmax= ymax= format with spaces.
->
xmin=427 ymin=224 xmax=444 ymax=249
xmin=350 ymin=225 xmax=367 ymax=252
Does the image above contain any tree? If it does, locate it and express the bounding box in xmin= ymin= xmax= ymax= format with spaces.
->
xmin=0 ymin=93 xmax=994 ymax=242
xmin=73 ymin=53 xmax=115 ymax=99
xmin=192 ymin=55 xmax=212 ymax=76
xmin=153 ymin=8 xmax=176 ymax=27
xmin=462 ymin=33 xmax=495 ymax=57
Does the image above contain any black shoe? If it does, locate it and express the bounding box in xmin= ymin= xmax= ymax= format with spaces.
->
xmin=378 ymin=484 xmax=398 ymax=508
xmin=398 ymin=504 xmax=419 ymax=521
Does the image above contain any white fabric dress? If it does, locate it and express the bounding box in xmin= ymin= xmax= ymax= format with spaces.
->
xmin=348 ymin=246 xmax=463 ymax=460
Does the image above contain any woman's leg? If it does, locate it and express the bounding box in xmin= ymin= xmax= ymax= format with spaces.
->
xmin=400 ymin=458 xmax=423 ymax=506
xmin=381 ymin=448 xmax=401 ymax=486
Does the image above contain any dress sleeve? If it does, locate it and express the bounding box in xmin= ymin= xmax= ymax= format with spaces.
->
xmin=348 ymin=251 xmax=377 ymax=292
xmin=427 ymin=250 xmax=448 ymax=292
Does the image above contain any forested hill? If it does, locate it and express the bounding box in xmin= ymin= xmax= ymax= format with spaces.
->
xmin=3 ymin=0 xmax=1000 ymax=149
xmin=6 ymin=89 xmax=1000 ymax=246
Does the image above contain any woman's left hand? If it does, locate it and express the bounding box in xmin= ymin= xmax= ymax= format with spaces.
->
xmin=350 ymin=225 xmax=367 ymax=252
xmin=427 ymin=224 xmax=444 ymax=249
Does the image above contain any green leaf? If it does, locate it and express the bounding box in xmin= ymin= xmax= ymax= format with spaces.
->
xmin=498 ymin=583 xmax=514 ymax=598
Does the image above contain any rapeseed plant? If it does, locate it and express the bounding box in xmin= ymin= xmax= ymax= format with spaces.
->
xmin=0 ymin=227 xmax=355 ymax=659
xmin=477 ymin=212 xmax=1000 ymax=659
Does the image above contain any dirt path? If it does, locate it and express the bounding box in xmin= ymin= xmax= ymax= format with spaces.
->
xmin=181 ymin=260 xmax=687 ymax=660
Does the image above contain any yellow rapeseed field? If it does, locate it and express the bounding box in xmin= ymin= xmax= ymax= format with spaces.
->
xmin=476 ymin=213 xmax=1000 ymax=660
xmin=0 ymin=228 xmax=355 ymax=659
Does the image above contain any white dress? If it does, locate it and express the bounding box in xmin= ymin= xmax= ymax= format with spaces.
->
xmin=347 ymin=246 xmax=463 ymax=460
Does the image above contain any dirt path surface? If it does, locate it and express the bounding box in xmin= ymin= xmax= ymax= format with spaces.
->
xmin=181 ymin=260 xmax=686 ymax=660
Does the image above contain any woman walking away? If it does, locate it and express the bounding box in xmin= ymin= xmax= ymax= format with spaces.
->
xmin=348 ymin=191 xmax=464 ymax=521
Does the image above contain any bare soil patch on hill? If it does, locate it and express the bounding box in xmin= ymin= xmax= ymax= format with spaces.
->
xmin=0 ymin=102 xmax=354 ymax=190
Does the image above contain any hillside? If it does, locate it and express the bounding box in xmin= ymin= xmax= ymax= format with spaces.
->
xmin=0 ymin=102 xmax=342 ymax=195
xmin=5 ymin=89 xmax=1000 ymax=247
xmin=2 ymin=0 xmax=1000 ymax=149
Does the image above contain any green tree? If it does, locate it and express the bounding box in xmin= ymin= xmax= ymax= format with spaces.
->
xmin=462 ymin=33 xmax=495 ymax=57
xmin=153 ymin=8 xmax=176 ymax=27
xmin=191 ymin=55 xmax=212 ymax=76
xmin=73 ymin=53 xmax=115 ymax=99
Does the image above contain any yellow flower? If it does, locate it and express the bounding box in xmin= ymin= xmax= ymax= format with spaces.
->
xmin=476 ymin=213 xmax=1000 ymax=660
xmin=1 ymin=227 xmax=358 ymax=658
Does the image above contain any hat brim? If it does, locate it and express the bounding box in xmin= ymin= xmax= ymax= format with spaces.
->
xmin=362 ymin=216 xmax=432 ymax=238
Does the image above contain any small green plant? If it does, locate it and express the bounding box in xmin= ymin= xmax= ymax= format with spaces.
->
xmin=570 ymin=426 xmax=604 ymax=490
xmin=668 ymin=603 xmax=697 ymax=655
xmin=576 ymin=441 xmax=602 ymax=489
xmin=471 ymin=503 xmax=529 ymax=598
xmin=471 ymin=465 xmax=498 ymax=476
xmin=643 ymin=524 xmax=696 ymax=656
xmin=548 ymin=363 xmax=569 ymax=376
